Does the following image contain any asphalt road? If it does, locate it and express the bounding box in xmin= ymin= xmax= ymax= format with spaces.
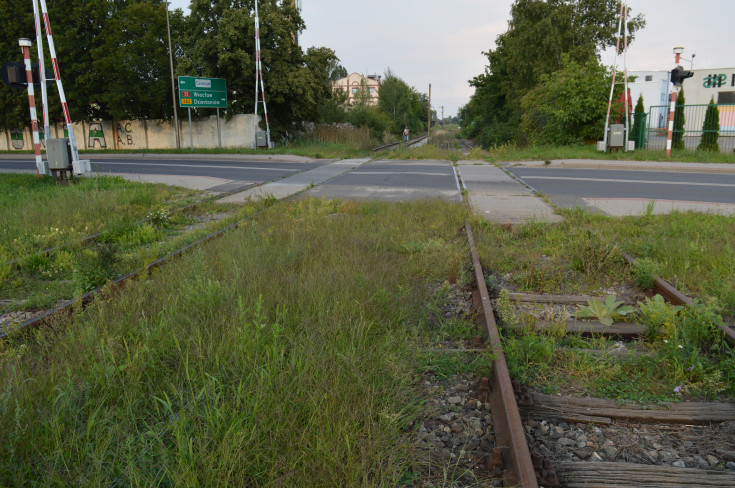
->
xmin=306 ymin=159 xmax=461 ymax=202
xmin=506 ymin=167 xmax=735 ymax=209
xmin=0 ymin=155 xmax=323 ymax=193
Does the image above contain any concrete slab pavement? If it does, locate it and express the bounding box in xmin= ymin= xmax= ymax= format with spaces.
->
xmin=457 ymin=161 xmax=563 ymax=224
xmin=217 ymin=158 xmax=370 ymax=203
xmin=584 ymin=198 xmax=735 ymax=217
xmin=505 ymin=159 xmax=735 ymax=174
xmin=105 ymin=172 xmax=234 ymax=191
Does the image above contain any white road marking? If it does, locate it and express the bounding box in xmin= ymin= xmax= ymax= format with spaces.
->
xmin=92 ymin=161 xmax=297 ymax=171
xmin=521 ymin=175 xmax=735 ymax=188
xmin=351 ymin=171 xmax=450 ymax=176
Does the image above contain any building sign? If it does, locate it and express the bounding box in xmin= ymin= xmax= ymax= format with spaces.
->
xmin=703 ymin=73 xmax=735 ymax=89
xmin=178 ymin=76 xmax=227 ymax=108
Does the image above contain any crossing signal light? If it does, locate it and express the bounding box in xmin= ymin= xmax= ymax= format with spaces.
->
xmin=1 ymin=62 xmax=25 ymax=89
xmin=670 ymin=66 xmax=693 ymax=87
xmin=1 ymin=62 xmax=54 ymax=89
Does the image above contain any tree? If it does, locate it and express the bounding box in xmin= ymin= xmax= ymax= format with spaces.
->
xmin=462 ymin=0 xmax=645 ymax=147
xmin=328 ymin=62 xmax=347 ymax=82
xmin=0 ymin=0 xmax=185 ymax=126
xmin=0 ymin=0 xmax=36 ymax=129
xmin=672 ymin=88 xmax=686 ymax=150
xmin=697 ymin=97 xmax=720 ymax=151
xmin=519 ymin=56 xmax=612 ymax=145
xmin=90 ymin=1 xmax=183 ymax=120
xmin=631 ymin=94 xmax=646 ymax=149
xmin=377 ymin=70 xmax=427 ymax=135
xmin=180 ymin=0 xmax=337 ymax=136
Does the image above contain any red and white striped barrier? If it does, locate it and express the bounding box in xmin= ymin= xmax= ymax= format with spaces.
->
xmin=19 ymin=39 xmax=45 ymax=176
xmin=253 ymin=1 xmax=272 ymax=148
xmin=37 ymin=0 xmax=80 ymax=164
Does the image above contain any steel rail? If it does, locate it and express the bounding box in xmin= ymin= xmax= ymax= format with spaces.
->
xmin=371 ymin=135 xmax=428 ymax=152
xmin=4 ymin=162 xmax=324 ymax=268
xmin=466 ymin=222 xmax=539 ymax=487
xmin=1 ymin=158 xmax=369 ymax=340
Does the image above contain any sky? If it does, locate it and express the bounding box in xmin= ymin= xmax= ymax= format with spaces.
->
xmin=168 ymin=0 xmax=734 ymax=118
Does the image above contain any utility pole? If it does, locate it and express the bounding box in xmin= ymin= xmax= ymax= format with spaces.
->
xmin=427 ymin=83 xmax=431 ymax=139
xmin=441 ymin=106 xmax=444 ymax=127
xmin=165 ymin=1 xmax=180 ymax=149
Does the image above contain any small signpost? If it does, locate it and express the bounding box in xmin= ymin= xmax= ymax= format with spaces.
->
xmin=178 ymin=76 xmax=227 ymax=150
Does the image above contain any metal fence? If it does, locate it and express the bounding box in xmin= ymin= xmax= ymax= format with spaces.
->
xmin=644 ymin=104 xmax=735 ymax=152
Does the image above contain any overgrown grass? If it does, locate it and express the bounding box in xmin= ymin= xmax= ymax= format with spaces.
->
xmin=0 ymin=174 xmax=200 ymax=261
xmin=482 ymin=143 xmax=735 ymax=164
xmin=0 ymin=198 xmax=469 ymax=486
xmin=476 ymin=210 xmax=735 ymax=402
xmin=475 ymin=209 xmax=735 ymax=315
xmin=281 ymin=140 xmax=372 ymax=159
xmin=381 ymin=128 xmax=735 ymax=163
xmin=0 ymin=198 xmax=263 ymax=309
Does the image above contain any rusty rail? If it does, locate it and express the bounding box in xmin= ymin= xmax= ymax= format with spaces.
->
xmin=466 ymin=222 xmax=539 ymax=487
xmin=624 ymin=254 xmax=735 ymax=343
xmin=371 ymin=135 xmax=428 ymax=152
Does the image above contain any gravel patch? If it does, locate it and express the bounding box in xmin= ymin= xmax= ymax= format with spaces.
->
xmin=525 ymin=417 xmax=735 ymax=473
xmin=410 ymin=373 xmax=501 ymax=487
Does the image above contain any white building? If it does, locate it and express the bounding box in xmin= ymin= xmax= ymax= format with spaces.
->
xmin=629 ymin=68 xmax=735 ymax=131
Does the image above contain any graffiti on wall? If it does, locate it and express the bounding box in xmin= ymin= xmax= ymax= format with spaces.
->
xmin=117 ymin=122 xmax=134 ymax=146
xmin=10 ymin=129 xmax=23 ymax=149
xmin=88 ymin=123 xmax=107 ymax=148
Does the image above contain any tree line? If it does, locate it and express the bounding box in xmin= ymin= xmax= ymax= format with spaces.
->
xmin=0 ymin=0 xmax=335 ymax=137
xmin=459 ymin=0 xmax=645 ymax=148
xmin=1 ymin=0 xmax=432 ymax=142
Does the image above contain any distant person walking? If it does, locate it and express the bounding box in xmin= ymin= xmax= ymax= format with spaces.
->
xmin=403 ymin=126 xmax=410 ymax=143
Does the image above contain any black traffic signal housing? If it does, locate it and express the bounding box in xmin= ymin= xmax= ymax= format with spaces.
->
xmin=1 ymin=62 xmax=26 ymax=89
xmin=670 ymin=65 xmax=694 ymax=87
xmin=1 ymin=62 xmax=54 ymax=89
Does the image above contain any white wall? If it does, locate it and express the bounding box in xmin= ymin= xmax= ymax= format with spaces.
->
xmin=0 ymin=114 xmax=260 ymax=151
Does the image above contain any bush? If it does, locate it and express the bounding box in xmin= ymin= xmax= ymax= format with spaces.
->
xmin=697 ymin=97 xmax=720 ymax=151
xmin=347 ymin=106 xmax=391 ymax=141
xmin=634 ymin=257 xmax=661 ymax=289
xmin=672 ymin=88 xmax=686 ymax=150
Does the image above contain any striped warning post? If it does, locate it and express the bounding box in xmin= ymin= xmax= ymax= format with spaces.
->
xmin=666 ymin=50 xmax=682 ymax=158
xmin=37 ymin=0 xmax=80 ymax=164
xmin=253 ymin=0 xmax=272 ymax=147
xmin=32 ymin=0 xmax=50 ymax=136
xmin=19 ymin=39 xmax=44 ymax=176
xmin=666 ymin=91 xmax=677 ymax=158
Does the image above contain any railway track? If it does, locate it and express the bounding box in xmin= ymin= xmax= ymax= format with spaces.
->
xmin=0 ymin=160 xmax=344 ymax=339
xmin=4 ymin=163 xmax=321 ymax=269
xmin=458 ymin=225 xmax=735 ymax=486
xmin=3 ymin=151 xmax=733 ymax=486
xmin=372 ymin=134 xmax=428 ymax=152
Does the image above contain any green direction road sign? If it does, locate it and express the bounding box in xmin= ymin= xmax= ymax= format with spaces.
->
xmin=178 ymin=76 xmax=227 ymax=108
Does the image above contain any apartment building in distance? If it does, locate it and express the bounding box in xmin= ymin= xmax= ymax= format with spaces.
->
xmin=331 ymin=72 xmax=381 ymax=106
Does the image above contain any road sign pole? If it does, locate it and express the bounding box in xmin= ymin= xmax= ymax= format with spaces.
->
xmin=217 ymin=108 xmax=221 ymax=148
xmin=188 ymin=107 xmax=193 ymax=151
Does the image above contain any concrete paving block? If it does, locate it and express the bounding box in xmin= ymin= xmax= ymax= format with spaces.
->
xmin=470 ymin=195 xmax=563 ymax=224
xmin=584 ymin=198 xmax=735 ymax=217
